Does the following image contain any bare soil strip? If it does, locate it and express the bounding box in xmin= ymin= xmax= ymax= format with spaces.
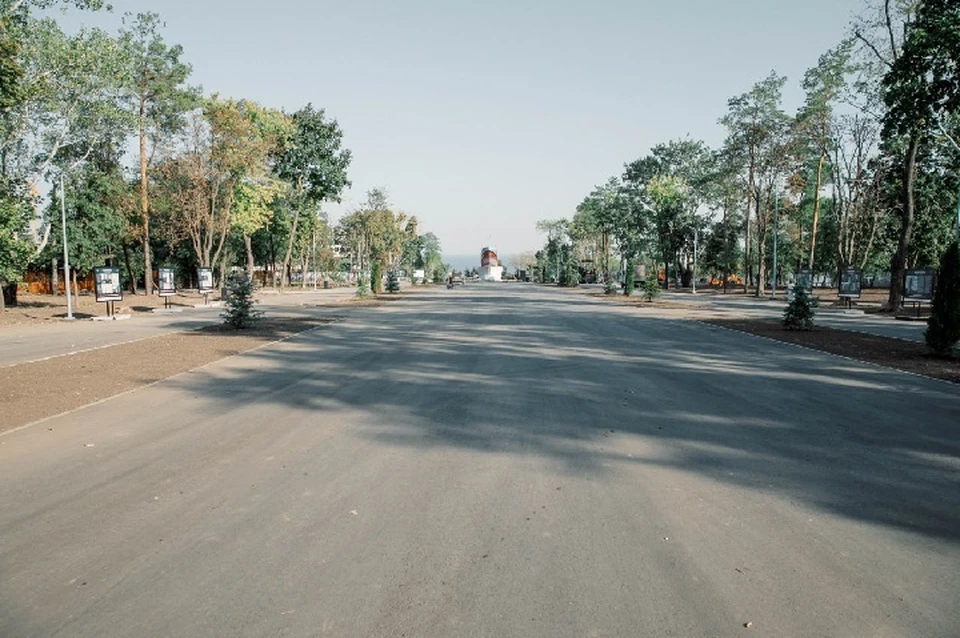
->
xmin=0 ymin=318 xmax=339 ymax=434
xmin=703 ymin=318 xmax=960 ymax=385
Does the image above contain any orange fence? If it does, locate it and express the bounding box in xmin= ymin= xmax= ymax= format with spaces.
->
xmin=22 ymin=271 xmax=95 ymax=295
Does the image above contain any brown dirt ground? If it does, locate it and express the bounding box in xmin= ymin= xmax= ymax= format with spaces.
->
xmin=0 ymin=288 xmax=406 ymax=326
xmin=584 ymin=286 xmax=955 ymax=384
xmin=0 ymin=291 xmax=219 ymax=325
xmin=703 ymin=318 xmax=958 ymax=384
xmin=0 ymin=317 xmax=341 ymax=434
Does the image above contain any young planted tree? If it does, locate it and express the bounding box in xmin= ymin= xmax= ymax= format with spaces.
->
xmin=355 ymin=272 xmax=370 ymax=298
xmin=641 ymin=277 xmax=661 ymax=302
xmin=386 ymin=269 xmax=400 ymax=293
xmin=783 ymin=286 xmax=816 ymax=331
xmin=221 ymin=270 xmax=262 ymax=329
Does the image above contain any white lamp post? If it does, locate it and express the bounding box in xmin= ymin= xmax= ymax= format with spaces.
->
xmin=59 ymin=173 xmax=74 ymax=320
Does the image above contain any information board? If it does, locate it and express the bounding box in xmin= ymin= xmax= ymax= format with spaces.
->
xmin=838 ymin=268 xmax=862 ymax=298
xmin=796 ymin=269 xmax=813 ymax=293
xmin=197 ymin=267 xmax=214 ymax=292
xmin=94 ymin=266 xmax=122 ymax=302
xmin=158 ymin=267 xmax=176 ymax=297
xmin=904 ymin=269 xmax=935 ymax=302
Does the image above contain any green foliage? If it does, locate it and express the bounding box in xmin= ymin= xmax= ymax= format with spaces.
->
xmin=221 ymin=271 xmax=262 ymax=329
xmin=926 ymin=241 xmax=960 ymax=356
xmin=42 ymin=160 xmax=130 ymax=276
xmin=641 ymin=277 xmax=661 ymax=302
xmin=119 ymin=13 xmax=198 ymax=136
xmin=0 ymin=185 xmax=31 ymax=285
xmin=355 ymin=273 xmax=369 ymax=298
xmin=882 ymin=0 xmax=960 ymax=142
xmin=370 ymin=261 xmax=382 ymax=294
xmin=558 ymin=245 xmax=580 ymax=287
xmin=783 ymin=286 xmax=816 ymax=331
xmin=603 ymin=276 xmax=617 ymax=295
xmin=702 ymin=216 xmax=742 ymax=279
xmin=275 ymin=104 xmax=351 ymax=203
xmin=386 ymin=269 xmax=400 ymax=293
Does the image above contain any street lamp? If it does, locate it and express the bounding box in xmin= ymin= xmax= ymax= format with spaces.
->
xmin=692 ymin=227 xmax=698 ymax=295
xmin=771 ymin=194 xmax=779 ymax=300
xmin=59 ymin=173 xmax=74 ymax=320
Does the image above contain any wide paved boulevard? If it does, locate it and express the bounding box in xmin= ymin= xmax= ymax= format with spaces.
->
xmin=1 ymin=284 xmax=957 ymax=637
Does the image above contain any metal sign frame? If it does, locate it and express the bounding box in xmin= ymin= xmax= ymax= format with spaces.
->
xmin=903 ymin=268 xmax=935 ymax=302
xmin=795 ymin=269 xmax=813 ymax=293
xmin=838 ymin=268 xmax=863 ymax=299
xmin=158 ymin=267 xmax=177 ymax=297
xmin=197 ymin=267 xmax=214 ymax=293
xmin=94 ymin=266 xmax=122 ymax=302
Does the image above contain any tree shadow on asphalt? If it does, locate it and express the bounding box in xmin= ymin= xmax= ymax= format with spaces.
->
xmin=170 ymin=286 xmax=960 ymax=544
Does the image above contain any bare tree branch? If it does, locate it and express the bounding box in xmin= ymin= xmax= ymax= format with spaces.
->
xmin=936 ymin=118 xmax=960 ymax=153
xmin=853 ymin=30 xmax=894 ymax=70
xmin=884 ymin=0 xmax=899 ymax=61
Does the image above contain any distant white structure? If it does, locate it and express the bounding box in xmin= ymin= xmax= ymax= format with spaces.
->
xmin=478 ymin=246 xmax=503 ymax=282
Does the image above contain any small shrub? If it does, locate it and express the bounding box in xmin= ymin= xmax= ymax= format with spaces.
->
xmin=783 ymin=285 xmax=816 ymax=330
xmin=926 ymin=240 xmax=960 ymax=356
xmin=221 ymin=271 xmax=262 ymax=329
xmin=603 ymin=276 xmax=617 ymax=295
xmin=356 ymin=273 xmax=370 ymax=298
xmin=386 ymin=270 xmax=400 ymax=293
xmin=641 ymin=278 xmax=661 ymax=302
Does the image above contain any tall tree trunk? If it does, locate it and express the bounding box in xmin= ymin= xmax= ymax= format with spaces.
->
xmin=887 ymin=134 xmax=920 ymax=310
xmin=244 ymin=234 xmax=255 ymax=275
xmin=52 ymin=257 xmax=58 ymax=296
xmin=808 ymin=152 xmax=826 ymax=269
xmin=279 ymin=191 xmax=303 ymax=291
xmin=744 ymin=154 xmax=756 ymax=293
xmin=139 ymin=97 xmax=151 ymax=295
xmin=755 ymin=187 xmax=766 ymax=297
xmin=722 ymin=205 xmax=730 ymax=294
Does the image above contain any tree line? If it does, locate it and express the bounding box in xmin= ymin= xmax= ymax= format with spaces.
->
xmin=0 ymin=1 xmax=446 ymax=309
xmin=537 ymin=0 xmax=959 ymax=310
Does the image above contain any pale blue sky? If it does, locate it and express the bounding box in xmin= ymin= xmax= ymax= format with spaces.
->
xmin=59 ymin=0 xmax=864 ymax=258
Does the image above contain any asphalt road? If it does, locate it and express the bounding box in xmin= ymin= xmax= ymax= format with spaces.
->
xmin=1 ymin=284 xmax=958 ymax=637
